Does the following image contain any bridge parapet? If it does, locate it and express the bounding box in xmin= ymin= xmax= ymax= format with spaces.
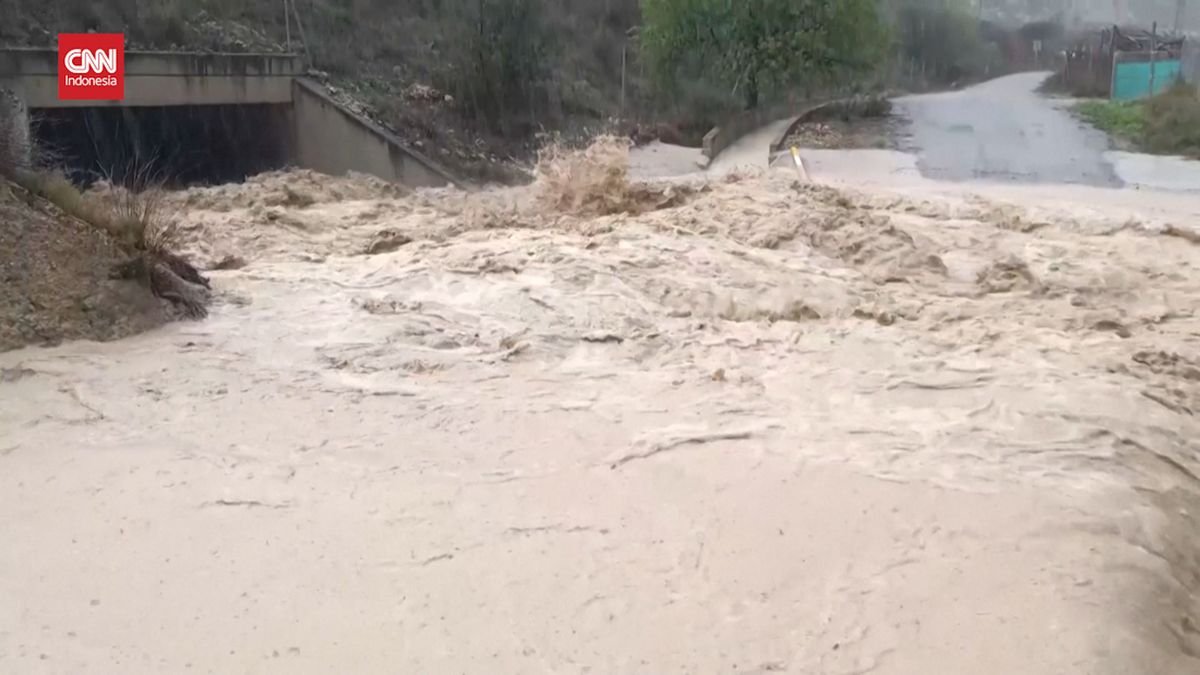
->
xmin=0 ymin=48 xmax=461 ymax=189
xmin=0 ymin=48 xmax=302 ymax=108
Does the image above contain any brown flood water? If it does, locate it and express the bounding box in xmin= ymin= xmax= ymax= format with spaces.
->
xmin=2 ymin=140 xmax=1199 ymax=673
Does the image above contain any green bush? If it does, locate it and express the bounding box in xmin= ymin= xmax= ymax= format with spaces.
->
xmin=889 ymin=0 xmax=996 ymax=87
xmin=1074 ymin=99 xmax=1146 ymax=141
xmin=1143 ymin=84 xmax=1200 ymax=157
xmin=137 ymin=0 xmax=190 ymax=48
xmin=642 ymin=0 xmax=886 ymax=111
xmin=436 ymin=0 xmax=556 ymax=135
xmin=1075 ymin=85 xmax=1200 ymax=158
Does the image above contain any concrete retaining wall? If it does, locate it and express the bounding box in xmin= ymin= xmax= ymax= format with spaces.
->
xmin=703 ymin=100 xmax=794 ymax=161
xmin=769 ymin=97 xmax=892 ymax=155
xmin=703 ymin=96 xmax=863 ymax=164
xmin=0 ymin=49 xmax=462 ymax=189
xmin=291 ymin=78 xmax=458 ymax=189
xmin=0 ymin=49 xmax=300 ymax=108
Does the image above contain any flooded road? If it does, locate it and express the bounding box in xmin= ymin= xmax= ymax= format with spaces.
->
xmin=2 ymin=145 xmax=1200 ymax=673
xmin=893 ymin=72 xmax=1123 ymax=186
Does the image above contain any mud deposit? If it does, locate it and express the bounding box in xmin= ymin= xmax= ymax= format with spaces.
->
xmin=2 ymin=139 xmax=1199 ymax=673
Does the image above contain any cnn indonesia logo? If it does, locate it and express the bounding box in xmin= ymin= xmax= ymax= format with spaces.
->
xmin=58 ymin=33 xmax=125 ymax=101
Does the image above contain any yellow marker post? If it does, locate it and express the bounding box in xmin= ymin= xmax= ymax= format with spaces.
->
xmin=789 ymin=146 xmax=809 ymax=182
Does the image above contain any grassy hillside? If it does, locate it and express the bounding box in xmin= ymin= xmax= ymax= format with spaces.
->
xmin=0 ymin=0 xmax=656 ymax=183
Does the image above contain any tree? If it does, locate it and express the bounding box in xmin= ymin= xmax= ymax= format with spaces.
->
xmin=889 ymin=0 xmax=991 ymax=85
xmin=641 ymin=0 xmax=887 ymax=110
xmin=439 ymin=0 xmax=555 ymax=134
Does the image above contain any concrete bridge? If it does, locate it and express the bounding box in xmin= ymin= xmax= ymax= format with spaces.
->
xmin=0 ymin=48 xmax=458 ymax=188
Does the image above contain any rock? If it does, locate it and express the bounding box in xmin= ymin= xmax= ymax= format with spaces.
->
xmin=364 ymin=230 xmax=413 ymax=255
xmin=211 ymin=255 xmax=248 ymax=271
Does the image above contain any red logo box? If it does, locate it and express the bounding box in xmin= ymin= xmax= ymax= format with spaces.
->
xmin=58 ymin=33 xmax=125 ymax=101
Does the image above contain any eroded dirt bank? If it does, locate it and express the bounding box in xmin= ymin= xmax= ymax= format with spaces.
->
xmin=2 ymin=142 xmax=1199 ymax=673
xmin=0 ymin=181 xmax=172 ymax=351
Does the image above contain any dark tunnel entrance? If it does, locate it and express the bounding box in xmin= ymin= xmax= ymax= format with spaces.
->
xmin=30 ymin=104 xmax=294 ymax=188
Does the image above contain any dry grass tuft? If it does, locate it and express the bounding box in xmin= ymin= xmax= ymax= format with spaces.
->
xmin=89 ymin=180 xmax=179 ymax=250
xmin=2 ymin=88 xmax=210 ymax=324
xmin=20 ymin=168 xmax=211 ymax=319
xmin=1143 ymin=83 xmax=1200 ymax=158
xmin=20 ymin=171 xmax=173 ymax=247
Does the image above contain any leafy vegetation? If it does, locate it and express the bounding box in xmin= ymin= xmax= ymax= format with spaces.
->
xmin=2 ymin=0 xmax=648 ymax=176
xmin=641 ymin=0 xmax=887 ymax=111
xmin=2 ymin=0 xmax=1007 ymax=178
xmin=1075 ymin=85 xmax=1200 ymax=158
xmin=886 ymin=0 xmax=1002 ymax=88
xmin=1143 ymin=84 xmax=1200 ymax=157
xmin=1075 ymin=99 xmax=1147 ymax=142
xmin=437 ymin=0 xmax=555 ymax=135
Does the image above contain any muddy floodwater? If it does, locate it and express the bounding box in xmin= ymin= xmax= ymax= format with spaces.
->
xmin=2 ymin=139 xmax=1200 ymax=673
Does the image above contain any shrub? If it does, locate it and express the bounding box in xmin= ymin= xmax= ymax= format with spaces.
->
xmin=1074 ymin=99 xmax=1146 ymax=142
xmin=642 ymin=0 xmax=886 ymax=111
xmin=1074 ymin=85 xmax=1200 ymax=158
xmin=15 ymin=164 xmax=209 ymax=318
xmin=137 ymin=0 xmax=190 ymax=48
xmin=888 ymin=0 xmax=998 ymax=88
xmin=19 ymin=169 xmax=174 ymax=247
xmin=1143 ymin=84 xmax=1200 ymax=157
xmin=437 ymin=0 xmax=556 ymax=135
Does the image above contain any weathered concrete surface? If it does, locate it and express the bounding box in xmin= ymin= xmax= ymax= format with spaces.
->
xmin=292 ymin=78 xmax=458 ymax=189
xmin=0 ymin=49 xmax=459 ymax=189
xmin=703 ymin=99 xmax=807 ymax=161
xmin=893 ymin=72 xmax=1122 ymax=187
xmin=1107 ymin=150 xmax=1200 ymax=193
xmin=0 ymin=49 xmax=300 ymax=108
xmin=706 ymin=117 xmax=795 ymax=175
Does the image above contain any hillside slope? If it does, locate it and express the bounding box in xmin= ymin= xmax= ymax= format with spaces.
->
xmin=0 ymin=179 xmax=171 ymax=351
xmin=0 ymin=0 xmax=646 ymax=184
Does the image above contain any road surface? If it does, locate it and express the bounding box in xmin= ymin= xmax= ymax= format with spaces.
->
xmin=705 ymin=72 xmax=1129 ymax=188
xmin=892 ymin=72 xmax=1123 ymax=186
xmin=654 ymin=71 xmax=1200 ymax=192
xmin=706 ymin=117 xmax=795 ymax=174
xmin=627 ymin=117 xmax=793 ymax=181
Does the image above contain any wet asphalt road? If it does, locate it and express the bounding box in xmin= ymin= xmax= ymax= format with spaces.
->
xmin=893 ymin=72 xmax=1123 ymax=187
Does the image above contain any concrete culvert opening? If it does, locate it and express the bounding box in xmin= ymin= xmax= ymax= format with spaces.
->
xmin=30 ymin=103 xmax=293 ymax=187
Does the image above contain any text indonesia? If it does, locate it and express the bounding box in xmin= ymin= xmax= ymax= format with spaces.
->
xmin=58 ymin=33 xmax=125 ymax=101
